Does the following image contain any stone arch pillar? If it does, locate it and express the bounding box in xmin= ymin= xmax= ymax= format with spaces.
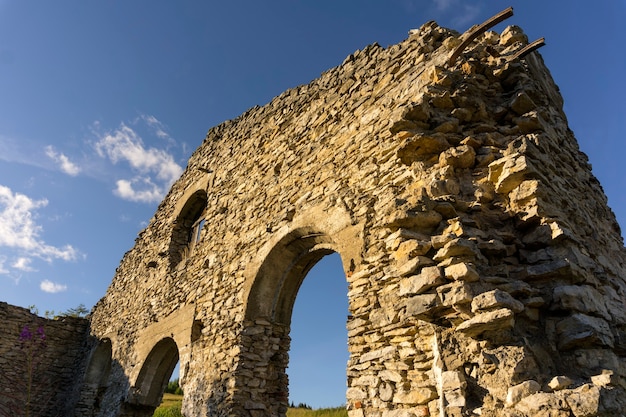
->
xmin=77 ymin=339 xmax=112 ymax=416
xmin=233 ymin=205 xmax=363 ymax=415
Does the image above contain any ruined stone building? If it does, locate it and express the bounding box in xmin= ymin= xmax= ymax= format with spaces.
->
xmin=2 ymin=10 xmax=626 ymax=417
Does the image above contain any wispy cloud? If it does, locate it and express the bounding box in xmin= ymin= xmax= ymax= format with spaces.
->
xmin=12 ymin=257 xmax=36 ymax=272
xmin=430 ymin=0 xmax=483 ymax=28
xmin=45 ymin=145 xmax=81 ymax=176
xmin=40 ymin=279 xmax=67 ymax=293
xmin=140 ymin=114 xmax=171 ymax=141
xmin=94 ymin=117 xmax=183 ymax=203
xmin=0 ymin=185 xmax=79 ymax=268
xmin=434 ymin=0 xmax=455 ymax=11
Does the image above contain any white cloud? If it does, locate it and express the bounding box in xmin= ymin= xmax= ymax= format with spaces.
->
xmin=434 ymin=0 xmax=455 ymax=11
xmin=0 ymin=256 xmax=8 ymax=274
xmin=94 ymin=120 xmax=183 ymax=203
xmin=114 ymin=178 xmax=165 ymax=203
xmin=45 ymin=145 xmax=81 ymax=176
xmin=0 ymin=185 xmax=79 ymax=263
xmin=12 ymin=257 xmax=36 ymax=272
xmin=141 ymin=114 xmax=171 ymax=140
xmin=40 ymin=279 xmax=67 ymax=293
xmin=430 ymin=0 xmax=483 ymax=28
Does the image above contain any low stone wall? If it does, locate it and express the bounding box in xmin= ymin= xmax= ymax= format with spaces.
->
xmin=0 ymin=302 xmax=90 ymax=417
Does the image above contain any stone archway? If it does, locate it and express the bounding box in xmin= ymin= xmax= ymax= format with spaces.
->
xmin=233 ymin=205 xmax=362 ymax=415
xmin=125 ymin=337 xmax=179 ymax=415
xmin=75 ymin=339 xmax=113 ymax=416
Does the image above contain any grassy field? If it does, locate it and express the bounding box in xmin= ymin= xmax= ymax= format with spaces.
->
xmin=286 ymin=407 xmax=347 ymax=417
xmin=153 ymin=394 xmax=347 ymax=417
xmin=153 ymin=393 xmax=183 ymax=417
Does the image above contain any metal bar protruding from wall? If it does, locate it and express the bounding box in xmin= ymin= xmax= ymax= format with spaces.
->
xmin=510 ymin=37 xmax=546 ymax=61
xmin=448 ymin=6 xmax=514 ymax=66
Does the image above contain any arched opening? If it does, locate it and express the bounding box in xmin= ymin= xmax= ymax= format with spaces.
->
xmin=169 ymin=190 xmax=207 ymax=268
xmin=77 ymin=339 xmax=112 ymax=416
xmin=288 ymin=252 xmax=348 ymax=409
xmin=242 ymin=228 xmax=350 ymax=415
xmin=129 ymin=337 xmax=179 ymax=411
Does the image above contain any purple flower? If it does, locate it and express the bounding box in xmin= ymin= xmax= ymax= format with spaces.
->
xmin=36 ymin=325 xmax=46 ymax=341
xmin=19 ymin=325 xmax=33 ymax=341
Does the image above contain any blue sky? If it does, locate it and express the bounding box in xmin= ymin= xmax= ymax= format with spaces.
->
xmin=1 ymin=0 xmax=624 ymax=409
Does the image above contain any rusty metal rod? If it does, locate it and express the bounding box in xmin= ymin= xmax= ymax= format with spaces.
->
xmin=448 ymin=6 xmax=514 ymax=66
xmin=510 ymin=37 xmax=546 ymax=61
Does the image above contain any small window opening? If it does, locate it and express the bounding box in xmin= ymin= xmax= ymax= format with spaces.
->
xmin=192 ymin=218 xmax=206 ymax=244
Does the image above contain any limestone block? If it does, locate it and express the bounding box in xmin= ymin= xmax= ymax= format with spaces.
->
xmin=393 ymin=239 xmax=432 ymax=262
xmin=393 ymin=387 xmax=437 ymax=405
xmin=556 ymin=313 xmax=614 ymax=350
xmin=385 ymin=208 xmax=443 ymax=231
xmin=437 ymin=281 xmax=473 ymax=307
xmin=347 ymin=387 xmax=368 ymax=400
xmin=510 ymin=91 xmax=537 ymax=115
xmin=488 ymin=154 xmax=539 ymax=194
xmin=433 ymin=238 xmax=478 ymax=262
xmin=563 ymin=384 xmax=600 ymax=417
xmin=444 ymin=262 xmax=479 ymax=282
xmin=396 ymin=256 xmax=435 ymax=277
xmin=444 ymin=388 xmax=466 ymax=407
xmin=382 ymin=408 xmax=429 ymax=417
xmin=348 ymin=409 xmax=365 ymax=417
xmin=514 ymin=111 xmax=544 ymax=134
xmin=399 ymin=266 xmax=444 ymax=296
xmin=499 ymin=25 xmax=529 ymax=47
xmin=548 ymin=376 xmax=573 ymax=391
xmin=360 ymin=346 xmax=396 ymax=363
xmin=354 ymin=375 xmax=380 ymax=387
xmin=404 ymin=294 xmax=440 ymax=318
xmin=552 ymin=285 xmax=611 ymax=321
xmin=396 ymin=134 xmax=451 ymax=165
xmin=471 ymin=289 xmax=524 ymax=313
xmin=380 ymin=370 xmax=403 ymax=383
xmin=439 ymin=145 xmax=476 ymax=169
xmin=402 ymin=98 xmax=431 ymax=122
xmin=514 ymin=392 xmax=570 ymax=417
xmin=441 ymin=370 xmax=466 ymax=391
xmin=456 ymin=308 xmax=514 ymax=337
xmin=379 ymin=382 xmax=394 ymax=401
xmin=506 ymin=380 xmax=540 ymax=406
xmin=590 ymin=369 xmax=616 ymax=387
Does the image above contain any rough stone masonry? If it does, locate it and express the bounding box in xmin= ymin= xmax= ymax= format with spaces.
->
xmin=6 ymin=13 xmax=626 ymax=417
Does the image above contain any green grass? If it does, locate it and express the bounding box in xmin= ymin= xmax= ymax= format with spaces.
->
xmin=153 ymin=393 xmax=347 ymax=417
xmin=286 ymin=407 xmax=347 ymax=417
xmin=153 ymin=393 xmax=183 ymax=417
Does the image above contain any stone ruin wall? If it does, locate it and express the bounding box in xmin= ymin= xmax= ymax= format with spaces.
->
xmin=12 ymin=17 xmax=625 ymax=417
xmin=0 ymin=302 xmax=90 ymax=417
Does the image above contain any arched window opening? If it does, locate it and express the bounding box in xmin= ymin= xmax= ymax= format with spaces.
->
xmin=288 ymin=252 xmax=349 ymax=409
xmin=131 ymin=338 xmax=179 ymax=408
xmin=169 ymin=190 xmax=207 ymax=268
xmin=78 ymin=339 xmax=112 ymax=415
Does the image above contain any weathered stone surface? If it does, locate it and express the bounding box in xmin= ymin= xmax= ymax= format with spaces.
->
xmin=548 ymin=376 xmax=573 ymax=391
xmin=471 ymin=289 xmax=524 ymax=313
xmin=399 ymin=266 xmax=444 ymax=295
xmin=552 ymin=285 xmax=611 ymax=321
xmin=506 ymin=380 xmax=540 ymax=406
xmin=5 ymin=14 xmax=623 ymax=417
xmin=444 ymin=262 xmax=479 ymax=282
xmin=456 ymin=308 xmax=515 ymax=337
xmin=556 ymin=313 xmax=614 ymax=350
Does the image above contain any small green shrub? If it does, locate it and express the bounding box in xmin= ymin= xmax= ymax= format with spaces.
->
xmin=152 ymin=403 xmax=183 ymax=417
